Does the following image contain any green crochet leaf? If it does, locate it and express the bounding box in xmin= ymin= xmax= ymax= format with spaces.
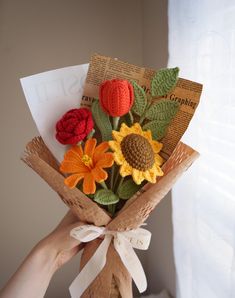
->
xmin=151 ymin=67 xmax=179 ymax=97
xmin=145 ymin=99 xmax=180 ymax=121
xmin=117 ymin=179 xmax=142 ymax=200
xmin=131 ymin=80 xmax=147 ymax=116
xmin=143 ymin=120 xmax=169 ymax=140
xmin=91 ymin=99 xmax=112 ymax=141
xmin=94 ymin=189 xmax=119 ymax=205
xmin=121 ymin=111 xmax=134 ymax=127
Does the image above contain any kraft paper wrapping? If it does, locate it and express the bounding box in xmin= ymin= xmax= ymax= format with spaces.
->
xmin=22 ymin=54 xmax=202 ymax=297
xmin=22 ymin=137 xmax=111 ymax=227
xmin=22 ymin=138 xmax=199 ymax=298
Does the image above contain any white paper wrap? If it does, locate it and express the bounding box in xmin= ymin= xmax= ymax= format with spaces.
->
xmin=20 ymin=64 xmax=89 ymax=162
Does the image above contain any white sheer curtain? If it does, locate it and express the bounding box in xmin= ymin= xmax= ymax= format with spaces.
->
xmin=168 ymin=1 xmax=235 ymax=297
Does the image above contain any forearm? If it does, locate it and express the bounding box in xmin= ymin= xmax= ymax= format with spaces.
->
xmin=0 ymin=239 xmax=57 ymax=298
xmin=0 ymin=211 xmax=81 ymax=298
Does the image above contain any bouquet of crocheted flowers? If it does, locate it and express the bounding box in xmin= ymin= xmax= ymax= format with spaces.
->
xmin=22 ymin=56 xmax=202 ymax=298
xmin=56 ymin=70 xmax=180 ymax=215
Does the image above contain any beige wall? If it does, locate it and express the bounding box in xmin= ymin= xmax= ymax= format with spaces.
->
xmin=0 ymin=0 xmax=174 ymax=297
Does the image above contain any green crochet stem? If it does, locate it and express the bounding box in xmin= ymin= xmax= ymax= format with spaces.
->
xmin=108 ymin=204 xmax=116 ymax=215
xmin=113 ymin=170 xmax=121 ymax=192
xmin=116 ymin=176 xmax=124 ymax=194
xmin=139 ymin=114 xmax=146 ymax=125
xmin=87 ymin=129 xmax=95 ymax=139
xmin=110 ymin=165 xmax=115 ymax=190
xmin=108 ymin=175 xmax=124 ymax=216
xmin=100 ymin=181 xmax=108 ymax=190
xmin=113 ymin=117 xmax=120 ymax=130
xmin=128 ymin=111 xmax=134 ymax=125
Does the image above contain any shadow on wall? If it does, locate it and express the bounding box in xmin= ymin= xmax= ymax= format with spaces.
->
xmin=146 ymin=193 xmax=175 ymax=296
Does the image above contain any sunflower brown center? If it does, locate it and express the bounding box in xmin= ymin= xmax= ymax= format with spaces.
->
xmin=120 ymin=133 xmax=154 ymax=171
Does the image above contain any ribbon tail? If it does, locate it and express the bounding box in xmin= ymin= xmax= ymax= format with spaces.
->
xmin=114 ymin=235 xmax=147 ymax=293
xmin=69 ymin=235 xmax=112 ymax=298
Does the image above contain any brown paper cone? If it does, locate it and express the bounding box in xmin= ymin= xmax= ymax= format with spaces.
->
xmin=79 ymin=240 xmax=131 ymax=298
xmin=108 ymin=142 xmax=199 ymax=231
xmin=22 ymin=137 xmax=198 ymax=297
xmin=22 ymin=136 xmax=111 ymax=226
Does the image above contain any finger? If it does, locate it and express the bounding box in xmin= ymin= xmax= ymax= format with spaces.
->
xmin=62 ymin=221 xmax=85 ymax=250
xmin=57 ymin=243 xmax=86 ymax=269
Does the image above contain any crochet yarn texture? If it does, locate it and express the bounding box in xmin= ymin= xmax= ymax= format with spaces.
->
xmin=121 ymin=133 xmax=155 ymax=171
xmin=99 ymin=79 xmax=134 ymax=117
xmin=56 ymin=108 xmax=94 ymax=145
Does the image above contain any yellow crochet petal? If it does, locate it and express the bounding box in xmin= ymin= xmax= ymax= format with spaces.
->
xmin=150 ymin=164 xmax=164 ymax=176
xmin=132 ymin=168 xmax=145 ymax=185
xmin=120 ymin=123 xmax=133 ymax=135
xmin=143 ymin=129 xmax=153 ymax=142
xmin=120 ymin=161 xmax=132 ymax=177
xmin=112 ymin=130 xmax=124 ymax=142
xmin=152 ymin=141 xmax=163 ymax=154
xmin=114 ymin=151 xmax=125 ymax=165
xmin=144 ymin=170 xmax=156 ymax=183
xmin=109 ymin=140 xmax=121 ymax=152
xmin=156 ymin=165 xmax=164 ymax=176
xmin=131 ymin=123 xmax=143 ymax=134
xmin=110 ymin=122 xmax=164 ymax=185
xmin=154 ymin=154 xmax=164 ymax=166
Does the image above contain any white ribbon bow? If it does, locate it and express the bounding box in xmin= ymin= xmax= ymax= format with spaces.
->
xmin=69 ymin=224 xmax=152 ymax=297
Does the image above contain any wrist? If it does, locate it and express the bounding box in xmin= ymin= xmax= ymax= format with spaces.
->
xmin=33 ymin=236 xmax=59 ymax=275
xmin=0 ymin=236 xmax=60 ymax=298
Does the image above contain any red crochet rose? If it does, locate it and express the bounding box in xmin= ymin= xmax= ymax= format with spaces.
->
xmin=99 ymin=79 xmax=134 ymax=117
xmin=56 ymin=108 xmax=93 ymax=145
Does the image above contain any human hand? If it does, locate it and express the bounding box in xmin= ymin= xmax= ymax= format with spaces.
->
xmin=0 ymin=210 xmax=84 ymax=298
xmin=38 ymin=210 xmax=84 ymax=273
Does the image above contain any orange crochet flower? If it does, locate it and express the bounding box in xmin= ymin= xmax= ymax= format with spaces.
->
xmin=60 ymin=138 xmax=114 ymax=194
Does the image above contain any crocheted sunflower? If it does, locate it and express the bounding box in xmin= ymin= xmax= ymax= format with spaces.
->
xmin=109 ymin=123 xmax=164 ymax=185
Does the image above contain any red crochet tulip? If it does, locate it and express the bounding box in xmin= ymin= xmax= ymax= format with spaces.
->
xmin=56 ymin=108 xmax=93 ymax=145
xmin=99 ymin=79 xmax=134 ymax=117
